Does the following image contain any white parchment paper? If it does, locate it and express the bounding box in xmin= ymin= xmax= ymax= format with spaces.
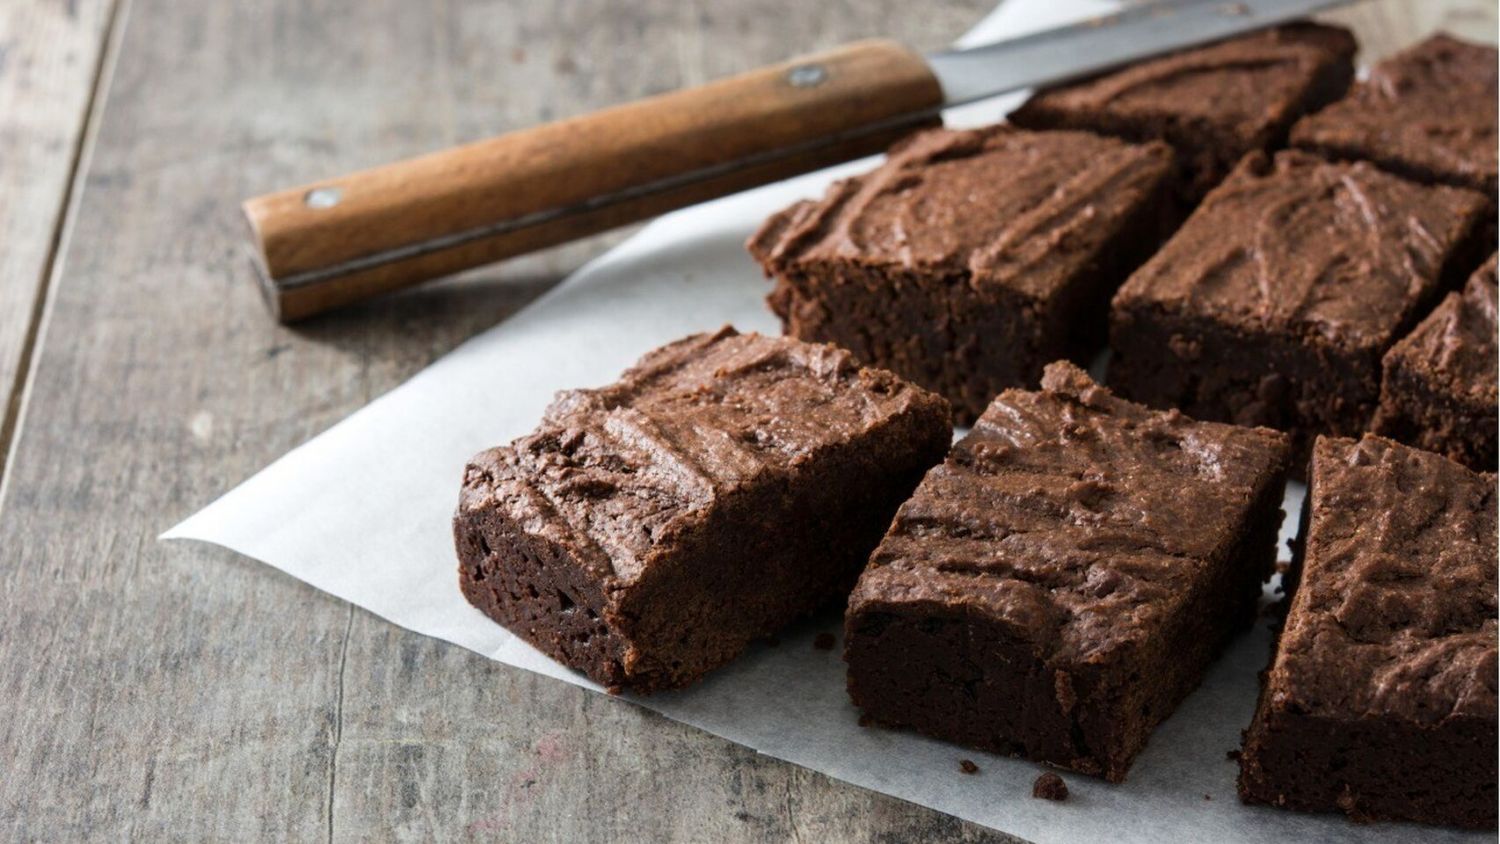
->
xmin=165 ymin=3 xmax=1490 ymax=841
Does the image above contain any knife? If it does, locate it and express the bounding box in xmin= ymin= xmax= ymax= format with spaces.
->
xmin=243 ymin=0 xmax=1354 ymax=321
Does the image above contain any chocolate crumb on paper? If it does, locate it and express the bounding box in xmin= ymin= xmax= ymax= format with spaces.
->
xmin=959 ymin=759 xmax=979 ymax=775
xmin=1033 ymin=772 xmax=1068 ymax=801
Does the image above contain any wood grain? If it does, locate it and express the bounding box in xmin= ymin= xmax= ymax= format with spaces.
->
xmin=0 ymin=0 xmax=116 ymax=481
xmin=0 ymin=0 xmax=1492 ymax=841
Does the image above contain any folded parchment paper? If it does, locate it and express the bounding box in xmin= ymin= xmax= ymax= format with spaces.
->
xmin=166 ymin=2 xmax=1486 ymax=841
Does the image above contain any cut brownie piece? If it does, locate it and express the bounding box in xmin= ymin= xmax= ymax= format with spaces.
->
xmin=1110 ymin=150 xmax=1488 ymax=464
xmin=1373 ymin=254 xmax=1498 ymax=472
xmin=1011 ymin=22 xmax=1356 ymax=200
xmin=1239 ymin=435 xmax=1498 ymax=829
xmin=844 ymin=362 xmax=1291 ymax=782
xmin=1292 ymin=34 xmax=1498 ymax=194
xmin=455 ymin=327 xmax=950 ymax=693
xmin=748 ymin=125 xmax=1175 ymax=424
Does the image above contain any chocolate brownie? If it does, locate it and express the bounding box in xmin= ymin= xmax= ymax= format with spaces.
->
xmin=1110 ymin=150 xmax=1488 ymax=466
xmin=1373 ymin=255 xmax=1498 ymax=472
xmin=1239 ymin=435 xmax=1498 ymax=828
xmin=1292 ymin=34 xmax=1499 ymax=195
xmin=844 ymin=362 xmax=1291 ymax=782
xmin=1011 ymin=23 xmax=1355 ymax=200
xmin=748 ymin=125 xmax=1175 ymax=424
xmin=455 ymin=327 xmax=950 ymax=693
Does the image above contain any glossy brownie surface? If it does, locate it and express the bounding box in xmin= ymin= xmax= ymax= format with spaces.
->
xmin=1116 ymin=151 xmax=1481 ymax=351
xmin=1292 ymin=34 xmax=1499 ymax=193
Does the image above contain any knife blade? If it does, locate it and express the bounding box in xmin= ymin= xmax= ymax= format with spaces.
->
xmin=244 ymin=0 xmax=1357 ymax=322
xmin=927 ymin=0 xmax=1354 ymax=105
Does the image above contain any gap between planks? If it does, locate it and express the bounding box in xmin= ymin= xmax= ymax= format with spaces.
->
xmin=0 ymin=0 xmax=127 ymax=496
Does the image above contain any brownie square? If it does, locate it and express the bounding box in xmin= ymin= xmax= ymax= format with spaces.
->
xmin=1239 ymin=435 xmax=1498 ymax=829
xmin=1373 ymin=254 xmax=1498 ymax=472
xmin=1110 ymin=150 xmax=1488 ymax=464
xmin=748 ymin=125 xmax=1175 ymax=424
xmin=1292 ymin=34 xmax=1498 ymax=194
xmin=454 ymin=327 xmax=951 ymax=693
xmin=1011 ymin=23 xmax=1355 ymax=200
xmin=844 ymin=362 xmax=1291 ymax=782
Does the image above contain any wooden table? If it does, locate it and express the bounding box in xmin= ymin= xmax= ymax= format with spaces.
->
xmin=1 ymin=1 xmax=1492 ymax=839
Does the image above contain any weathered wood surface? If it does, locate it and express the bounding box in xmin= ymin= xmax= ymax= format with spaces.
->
xmin=0 ymin=0 xmax=115 ymax=481
xmin=0 ymin=0 xmax=1493 ymax=841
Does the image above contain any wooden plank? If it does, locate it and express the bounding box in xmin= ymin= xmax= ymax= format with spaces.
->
xmin=0 ymin=0 xmax=116 ymax=480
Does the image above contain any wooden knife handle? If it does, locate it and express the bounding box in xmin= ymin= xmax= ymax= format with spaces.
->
xmin=242 ymin=39 xmax=942 ymax=322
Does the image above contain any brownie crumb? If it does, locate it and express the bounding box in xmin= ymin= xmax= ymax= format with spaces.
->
xmin=1226 ymin=749 xmax=1241 ymax=761
xmin=1204 ymin=794 xmax=1213 ymax=801
xmin=1274 ymin=560 xmax=1291 ymax=575
xmin=959 ymin=759 xmax=979 ymax=775
xmin=1032 ymin=772 xmax=1068 ymax=801
xmin=813 ymin=632 xmax=837 ymax=651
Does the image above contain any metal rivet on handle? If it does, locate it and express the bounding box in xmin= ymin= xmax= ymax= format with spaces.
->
xmin=304 ymin=186 xmax=343 ymax=209
xmin=786 ymin=64 xmax=828 ymax=88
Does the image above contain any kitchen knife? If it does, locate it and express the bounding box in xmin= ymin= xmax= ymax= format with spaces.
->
xmin=243 ymin=0 xmax=1355 ymax=321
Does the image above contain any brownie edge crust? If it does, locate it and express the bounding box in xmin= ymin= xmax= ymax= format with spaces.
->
xmin=844 ymin=361 xmax=1291 ymax=781
xmin=455 ymin=328 xmax=951 ymax=694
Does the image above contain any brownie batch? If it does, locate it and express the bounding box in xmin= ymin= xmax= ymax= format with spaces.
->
xmin=457 ymin=23 xmax=1498 ymax=833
